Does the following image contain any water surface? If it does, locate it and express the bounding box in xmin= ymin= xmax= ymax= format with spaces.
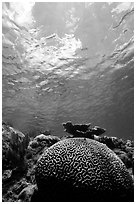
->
xmin=2 ymin=2 xmax=134 ymax=139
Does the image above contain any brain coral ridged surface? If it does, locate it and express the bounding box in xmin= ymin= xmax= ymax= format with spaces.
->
xmin=35 ymin=138 xmax=134 ymax=202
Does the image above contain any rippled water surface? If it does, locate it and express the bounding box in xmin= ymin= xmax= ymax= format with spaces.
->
xmin=2 ymin=2 xmax=134 ymax=139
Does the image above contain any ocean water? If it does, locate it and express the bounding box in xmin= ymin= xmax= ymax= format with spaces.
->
xmin=2 ymin=2 xmax=134 ymax=140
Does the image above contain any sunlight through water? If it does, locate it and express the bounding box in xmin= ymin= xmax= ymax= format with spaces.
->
xmin=2 ymin=2 xmax=134 ymax=139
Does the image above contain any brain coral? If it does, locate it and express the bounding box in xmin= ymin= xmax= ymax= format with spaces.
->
xmin=34 ymin=138 xmax=134 ymax=202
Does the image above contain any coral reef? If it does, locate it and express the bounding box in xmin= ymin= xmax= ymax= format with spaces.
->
xmin=2 ymin=123 xmax=60 ymax=202
xmin=34 ymin=138 xmax=134 ymax=202
xmin=2 ymin=122 xmax=29 ymax=170
xmin=2 ymin=121 xmax=134 ymax=202
xmin=18 ymin=184 xmax=37 ymax=202
xmin=62 ymin=121 xmax=134 ymax=171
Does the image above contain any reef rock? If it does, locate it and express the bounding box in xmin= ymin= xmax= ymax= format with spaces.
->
xmin=62 ymin=122 xmax=134 ymax=171
xmin=18 ymin=184 xmax=37 ymax=202
xmin=25 ymin=134 xmax=61 ymax=167
xmin=29 ymin=134 xmax=60 ymax=148
xmin=2 ymin=122 xmax=29 ymax=170
xmin=63 ymin=121 xmax=91 ymax=133
xmin=2 ymin=170 xmax=12 ymax=182
xmin=62 ymin=121 xmax=106 ymax=139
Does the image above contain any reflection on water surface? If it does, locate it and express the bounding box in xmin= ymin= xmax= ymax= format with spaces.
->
xmin=2 ymin=2 xmax=134 ymax=139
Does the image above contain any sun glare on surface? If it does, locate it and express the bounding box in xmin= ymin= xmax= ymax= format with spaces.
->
xmin=8 ymin=2 xmax=35 ymax=26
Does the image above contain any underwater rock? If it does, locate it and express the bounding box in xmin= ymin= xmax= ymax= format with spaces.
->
xmin=62 ymin=122 xmax=134 ymax=171
xmin=18 ymin=184 xmax=37 ymax=202
xmin=35 ymin=138 xmax=134 ymax=202
xmin=62 ymin=121 xmax=105 ymax=138
xmin=94 ymin=135 xmax=126 ymax=150
xmin=113 ymin=149 xmax=132 ymax=169
xmin=2 ymin=123 xmax=29 ymax=170
xmin=2 ymin=127 xmax=61 ymax=202
xmin=62 ymin=121 xmax=91 ymax=134
xmin=34 ymin=134 xmax=60 ymax=145
xmin=62 ymin=122 xmax=125 ymax=149
xmin=2 ymin=177 xmax=29 ymax=202
xmin=2 ymin=122 xmax=134 ymax=202
xmin=12 ymin=179 xmax=29 ymax=195
xmin=93 ymin=136 xmax=134 ymax=170
xmin=91 ymin=125 xmax=106 ymax=135
xmin=98 ymin=136 xmax=117 ymax=149
xmin=2 ymin=170 xmax=12 ymax=182
xmin=126 ymin=140 xmax=134 ymax=147
xmin=29 ymin=134 xmax=60 ymax=152
xmin=27 ymin=134 xmax=61 ymax=163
